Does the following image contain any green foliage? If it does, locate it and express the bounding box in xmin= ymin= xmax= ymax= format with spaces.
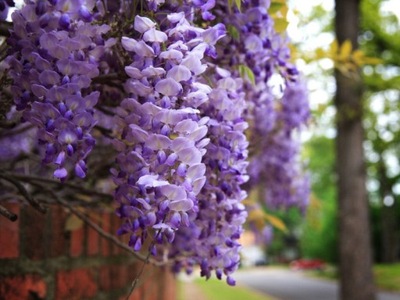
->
xmin=300 ymin=136 xmax=338 ymax=263
xmin=374 ymin=264 xmax=400 ymax=292
xmin=194 ymin=278 xmax=273 ymax=300
xmin=238 ymin=64 xmax=256 ymax=85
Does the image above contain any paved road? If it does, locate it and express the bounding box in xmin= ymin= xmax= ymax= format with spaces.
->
xmin=235 ymin=268 xmax=400 ymax=300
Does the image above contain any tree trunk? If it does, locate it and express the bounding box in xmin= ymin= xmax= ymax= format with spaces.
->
xmin=334 ymin=0 xmax=376 ymax=299
xmin=378 ymin=162 xmax=399 ymax=263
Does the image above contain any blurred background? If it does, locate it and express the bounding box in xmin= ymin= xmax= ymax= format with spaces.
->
xmin=179 ymin=0 xmax=400 ymax=299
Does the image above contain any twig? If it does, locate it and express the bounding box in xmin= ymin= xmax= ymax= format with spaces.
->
xmin=0 ymin=204 xmax=18 ymax=221
xmin=0 ymin=124 xmax=34 ymax=138
xmin=126 ymin=217 xmax=166 ymax=300
xmin=0 ymin=21 xmax=12 ymax=37
xmin=48 ymin=190 xmax=165 ymax=266
xmin=3 ymin=172 xmax=113 ymax=201
xmin=0 ymin=174 xmax=47 ymax=213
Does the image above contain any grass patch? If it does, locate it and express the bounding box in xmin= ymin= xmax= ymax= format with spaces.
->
xmin=305 ymin=263 xmax=400 ymax=292
xmin=374 ymin=263 xmax=400 ymax=292
xmin=194 ymin=277 xmax=273 ymax=300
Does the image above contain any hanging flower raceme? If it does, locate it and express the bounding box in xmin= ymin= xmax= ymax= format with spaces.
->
xmin=6 ymin=0 xmax=112 ymax=179
xmin=112 ymin=13 xmax=227 ymax=254
xmin=168 ymin=68 xmax=249 ymax=285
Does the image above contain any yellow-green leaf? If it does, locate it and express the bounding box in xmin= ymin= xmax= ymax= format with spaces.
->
xmin=274 ymin=18 xmax=289 ymax=33
xmin=339 ymin=39 xmax=352 ymax=61
xmin=65 ymin=214 xmax=84 ymax=231
xmin=238 ymin=64 xmax=256 ymax=85
xmin=361 ymin=56 xmax=383 ymax=65
xmin=235 ymin=0 xmax=241 ymax=11
xmin=269 ymin=2 xmax=284 ymax=14
xmin=264 ymin=213 xmax=288 ymax=233
xmin=227 ymin=25 xmax=240 ymax=41
xmin=329 ymin=40 xmax=339 ymax=58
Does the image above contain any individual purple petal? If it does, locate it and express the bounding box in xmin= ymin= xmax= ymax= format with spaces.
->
xmin=187 ymin=163 xmax=206 ymax=181
xmin=177 ymin=147 xmax=202 ymax=165
xmin=54 ymin=167 xmax=68 ymax=179
xmin=165 ymin=153 xmax=178 ymax=166
xmin=159 ymin=49 xmax=183 ymax=62
xmin=167 ymin=12 xmax=185 ymax=23
xmin=202 ymin=23 xmax=226 ymax=45
xmin=137 ymin=174 xmax=169 ymax=188
xmin=169 ymin=199 xmax=193 ymax=212
xmin=182 ymin=53 xmax=207 ymax=75
xmin=39 ymin=70 xmax=60 ymax=86
xmin=31 ymin=84 xmax=47 ymax=98
xmin=143 ymin=28 xmax=168 ymax=43
xmin=170 ymin=212 xmax=182 ymax=227
xmin=192 ymin=176 xmax=206 ymax=195
xmin=128 ymin=124 xmax=149 ymax=142
xmin=177 ymin=163 xmax=187 ymax=177
xmin=186 ymin=91 xmax=208 ymax=107
xmin=174 ymin=119 xmax=198 ymax=134
xmin=226 ymin=276 xmax=236 ymax=286
xmin=75 ymin=162 xmax=86 ymax=178
xmin=121 ymin=37 xmax=155 ymax=57
xmin=141 ymin=66 xmax=166 ymax=77
xmin=125 ymin=80 xmax=153 ymax=96
xmin=134 ymin=15 xmax=155 ymax=33
xmin=156 ymin=109 xmax=185 ymax=125
xmin=188 ymin=125 xmax=207 ymax=141
xmin=160 ymin=184 xmax=186 ymax=201
xmin=171 ymin=137 xmax=194 ymax=152
xmin=55 ymin=151 xmax=66 ymax=165
xmin=58 ymin=130 xmax=78 ymax=144
xmin=145 ymin=134 xmax=171 ymax=150
xmin=155 ymin=78 xmax=182 ymax=96
xmin=167 ymin=65 xmax=191 ymax=82
xmin=244 ymin=34 xmax=263 ymax=53
xmin=79 ymin=6 xmax=93 ymax=22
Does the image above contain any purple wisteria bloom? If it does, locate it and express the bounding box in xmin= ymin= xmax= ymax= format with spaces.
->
xmin=113 ymin=12 xmax=216 ymax=254
xmin=7 ymin=0 xmax=112 ymax=179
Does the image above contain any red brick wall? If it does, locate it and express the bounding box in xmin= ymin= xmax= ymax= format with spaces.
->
xmin=0 ymin=203 xmax=177 ymax=300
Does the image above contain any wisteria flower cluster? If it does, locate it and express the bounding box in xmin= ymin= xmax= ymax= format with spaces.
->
xmin=1 ymin=0 xmax=310 ymax=285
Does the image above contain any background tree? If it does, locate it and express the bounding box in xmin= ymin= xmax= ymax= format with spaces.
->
xmin=335 ymin=0 xmax=375 ymax=299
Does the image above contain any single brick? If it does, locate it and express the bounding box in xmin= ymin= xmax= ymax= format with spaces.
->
xmin=50 ymin=206 xmax=68 ymax=257
xmin=86 ymin=213 xmax=100 ymax=256
xmin=100 ymin=213 xmax=111 ymax=256
xmin=23 ymin=206 xmax=47 ymax=260
xmin=99 ymin=266 xmax=112 ymax=291
xmin=0 ymin=203 xmax=20 ymax=259
xmin=140 ymin=277 xmax=158 ymax=300
xmin=119 ymin=288 xmax=141 ymax=300
xmin=110 ymin=265 xmax=126 ymax=290
xmin=0 ymin=274 xmax=46 ymax=300
xmin=69 ymin=225 xmax=84 ymax=257
xmin=111 ymin=215 xmax=122 ymax=255
xmin=56 ymin=268 xmax=97 ymax=300
xmin=162 ymin=268 xmax=177 ymax=300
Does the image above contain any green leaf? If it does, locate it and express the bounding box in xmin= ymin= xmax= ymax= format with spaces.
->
xmin=235 ymin=0 xmax=241 ymax=11
xmin=238 ymin=64 xmax=256 ymax=85
xmin=227 ymin=25 xmax=240 ymax=41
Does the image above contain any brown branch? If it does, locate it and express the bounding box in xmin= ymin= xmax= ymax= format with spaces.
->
xmin=0 ymin=21 xmax=12 ymax=37
xmin=48 ymin=190 xmax=165 ymax=266
xmin=0 ymin=204 xmax=18 ymax=221
xmin=0 ymin=124 xmax=34 ymax=137
xmin=0 ymin=174 xmax=47 ymax=214
xmin=4 ymin=172 xmax=113 ymax=201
